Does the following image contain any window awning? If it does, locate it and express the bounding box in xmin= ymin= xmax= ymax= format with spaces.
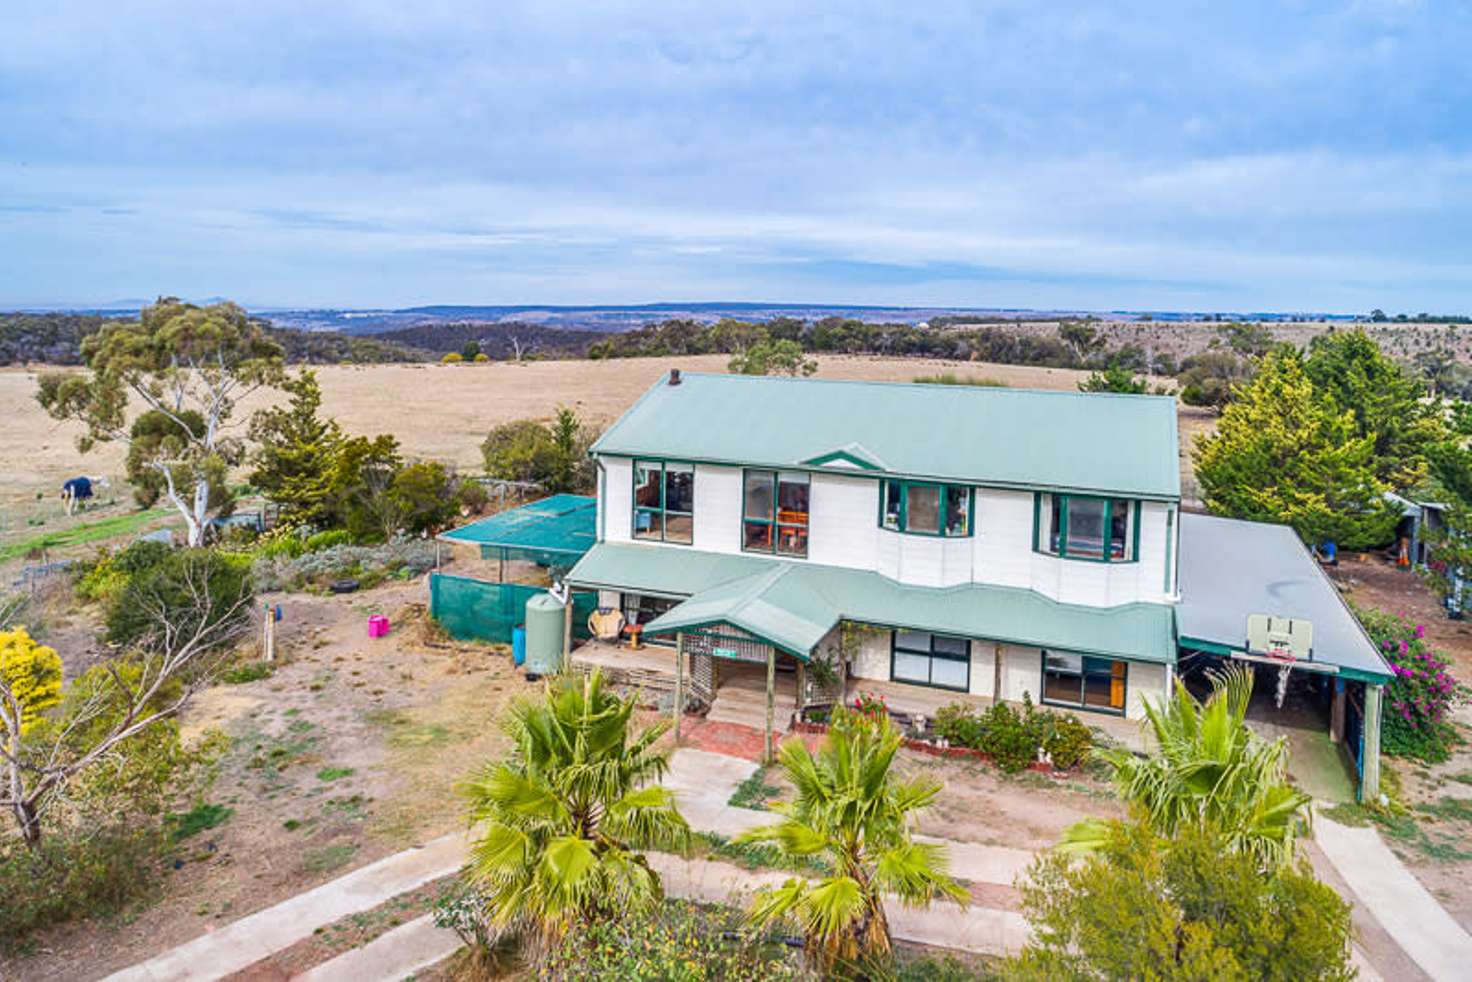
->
xmin=566 ymin=542 xmax=1177 ymax=665
xmin=437 ymin=494 xmax=596 ymax=566
xmin=1177 ymin=513 xmax=1393 ymax=682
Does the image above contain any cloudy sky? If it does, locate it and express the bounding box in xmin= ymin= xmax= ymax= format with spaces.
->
xmin=1 ymin=1 xmax=1467 ymax=312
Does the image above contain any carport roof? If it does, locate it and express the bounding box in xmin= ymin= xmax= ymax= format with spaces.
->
xmin=1177 ymin=513 xmax=1393 ymax=682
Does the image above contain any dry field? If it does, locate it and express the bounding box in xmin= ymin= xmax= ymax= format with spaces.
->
xmin=2 ymin=355 xmax=1211 ymax=569
xmin=0 ymin=354 xmax=1103 ymax=497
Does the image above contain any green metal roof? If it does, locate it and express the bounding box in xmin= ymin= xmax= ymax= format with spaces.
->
xmin=566 ymin=542 xmax=1177 ymax=664
xmin=591 ymin=372 xmax=1181 ymax=499
xmin=437 ymin=494 xmax=596 ymax=563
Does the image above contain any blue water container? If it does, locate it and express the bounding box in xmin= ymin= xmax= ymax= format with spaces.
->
xmin=1322 ymin=541 xmax=1338 ymax=564
xmin=512 ymin=625 xmax=527 ymax=666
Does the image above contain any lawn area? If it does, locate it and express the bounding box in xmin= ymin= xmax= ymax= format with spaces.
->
xmin=0 ymin=507 xmax=172 ymax=563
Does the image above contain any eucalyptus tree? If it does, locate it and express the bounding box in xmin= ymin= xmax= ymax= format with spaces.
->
xmin=37 ymin=298 xmax=285 ymax=546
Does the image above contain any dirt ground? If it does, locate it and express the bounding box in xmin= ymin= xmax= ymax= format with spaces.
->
xmin=1326 ymin=554 xmax=1472 ymax=933
xmin=4 ymin=565 xmax=535 ymax=982
xmin=753 ymin=748 xmax=1123 ymax=853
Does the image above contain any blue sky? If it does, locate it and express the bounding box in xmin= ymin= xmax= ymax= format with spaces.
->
xmin=1 ymin=1 xmax=1468 ymax=312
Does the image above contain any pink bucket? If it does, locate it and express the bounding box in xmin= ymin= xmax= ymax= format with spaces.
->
xmin=367 ymin=615 xmax=390 ymax=638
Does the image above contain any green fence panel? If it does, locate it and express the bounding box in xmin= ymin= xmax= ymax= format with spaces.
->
xmin=430 ymin=573 xmax=596 ymax=644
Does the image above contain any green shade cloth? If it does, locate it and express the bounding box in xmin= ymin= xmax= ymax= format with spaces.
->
xmin=429 ymin=572 xmax=597 ymax=645
xmin=438 ymin=494 xmax=596 ymax=567
xmin=566 ymin=542 xmax=1176 ymax=664
xmin=592 ymin=372 xmax=1181 ymax=499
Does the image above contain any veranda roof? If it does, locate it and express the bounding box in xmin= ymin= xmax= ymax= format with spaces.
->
xmin=437 ymin=494 xmax=596 ymax=566
xmin=566 ymin=541 xmax=1177 ymax=664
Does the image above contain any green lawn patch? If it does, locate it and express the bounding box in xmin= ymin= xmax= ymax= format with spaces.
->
xmin=302 ymin=842 xmax=358 ymax=873
xmin=727 ymin=766 xmax=781 ymax=811
xmin=0 ymin=508 xmax=172 ymax=563
xmin=168 ymin=803 xmax=233 ymax=841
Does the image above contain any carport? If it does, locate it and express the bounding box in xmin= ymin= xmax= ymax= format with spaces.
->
xmin=1176 ymin=513 xmax=1395 ymax=801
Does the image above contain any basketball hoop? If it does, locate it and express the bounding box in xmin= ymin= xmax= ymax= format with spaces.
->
xmin=1245 ymin=615 xmax=1313 ymax=709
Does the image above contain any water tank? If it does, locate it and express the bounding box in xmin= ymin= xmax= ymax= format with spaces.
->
xmin=523 ymin=592 xmax=566 ymax=677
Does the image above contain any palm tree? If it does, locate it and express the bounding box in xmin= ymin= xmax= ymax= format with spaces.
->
xmin=736 ymin=708 xmax=968 ymax=972
xmin=1062 ymin=665 xmax=1310 ymax=870
xmin=460 ymin=670 xmax=690 ymax=957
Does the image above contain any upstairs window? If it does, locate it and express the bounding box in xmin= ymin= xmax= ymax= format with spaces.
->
xmin=880 ymin=480 xmax=972 ymax=537
xmin=1036 ymin=493 xmax=1137 ymax=562
xmin=744 ymin=470 xmax=809 ymax=558
xmin=633 ymin=460 xmax=693 ymax=544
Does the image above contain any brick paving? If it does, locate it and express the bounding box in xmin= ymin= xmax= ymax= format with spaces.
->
xmin=678 ymin=715 xmax=820 ymax=761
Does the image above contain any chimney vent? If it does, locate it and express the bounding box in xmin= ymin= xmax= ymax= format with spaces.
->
xmin=669 ymin=369 xmax=682 ymax=386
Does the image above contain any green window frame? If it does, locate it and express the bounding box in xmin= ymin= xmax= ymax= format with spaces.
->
xmin=742 ymin=469 xmax=810 ymax=558
xmin=1032 ymin=493 xmax=1140 ymax=563
xmin=890 ymin=630 xmax=971 ymax=691
xmin=632 ymin=460 xmax=694 ymax=545
xmin=878 ymin=480 xmax=974 ymax=537
xmin=1040 ymin=650 xmax=1128 ymax=716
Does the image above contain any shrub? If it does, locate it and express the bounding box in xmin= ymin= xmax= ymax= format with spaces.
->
xmin=934 ymin=702 xmax=985 ymax=748
xmin=304 ymin=528 xmax=353 ymax=552
xmin=983 ymin=700 xmax=1040 ymax=773
xmin=76 ymin=539 xmax=172 ymax=605
xmin=1356 ymin=607 xmax=1468 ymax=763
xmin=105 ymin=549 xmax=254 ymax=651
xmin=221 ymin=660 xmax=273 ymax=684
xmin=850 ymin=690 xmax=889 ymax=722
xmin=251 ymin=538 xmax=436 ymax=592
xmin=167 ymin=802 xmax=233 ymax=841
xmin=541 ymin=899 xmax=801 ymax=981
xmin=0 ymin=824 xmax=165 ymax=946
xmin=255 ymin=528 xmax=308 ymax=559
xmin=441 ymin=351 xmax=463 ymax=363
xmin=1044 ymin=712 xmax=1093 ymax=769
xmin=931 ymin=696 xmax=1091 ymax=772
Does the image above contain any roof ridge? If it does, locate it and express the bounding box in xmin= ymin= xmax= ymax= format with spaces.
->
xmin=672 ymin=370 xmax=1176 ymax=402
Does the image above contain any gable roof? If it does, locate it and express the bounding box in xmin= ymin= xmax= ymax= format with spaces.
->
xmin=591 ymin=372 xmax=1181 ymax=499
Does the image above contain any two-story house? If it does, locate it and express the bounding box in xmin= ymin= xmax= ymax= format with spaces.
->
xmin=561 ymin=369 xmax=1393 ymax=798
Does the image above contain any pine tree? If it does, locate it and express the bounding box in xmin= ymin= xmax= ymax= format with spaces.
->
xmin=247 ymin=370 xmax=344 ymax=527
xmin=1194 ymin=348 xmax=1399 ymax=549
xmin=1303 ymin=329 xmax=1441 ymax=492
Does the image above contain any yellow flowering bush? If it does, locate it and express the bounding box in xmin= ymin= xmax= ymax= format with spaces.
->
xmin=0 ymin=626 xmax=62 ymax=735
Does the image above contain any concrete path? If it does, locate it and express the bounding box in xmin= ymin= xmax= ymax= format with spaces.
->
xmin=300 ymin=849 xmax=1030 ymax=982
xmin=296 ymin=914 xmax=460 ymax=982
xmin=665 ymin=747 xmax=1035 ymax=886
xmin=1316 ymin=811 xmax=1472 ymax=982
xmin=102 ymin=831 xmax=470 ymax=982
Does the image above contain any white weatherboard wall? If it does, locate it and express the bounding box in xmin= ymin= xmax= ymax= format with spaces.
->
xmin=850 ymin=635 xmax=1166 ymax=722
xmin=601 ymin=457 xmax=633 ymax=544
xmin=594 ymin=457 xmax=1177 ymax=608
xmin=849 ymin=631 xmax=997 ymax=700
